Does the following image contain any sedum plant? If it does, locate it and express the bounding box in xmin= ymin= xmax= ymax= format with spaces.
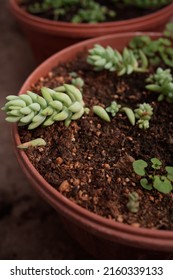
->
xmin=106 ymin=101 xmax=121 ymax=117
xmin=22 ymin=0 xmax=116 ymax=23
xmin=133 ymin=158 xmax=173 ymax=194
xmin=146 ymin=67 xmax=173 ymax=102
xmin=134 ymin=103 xmax=153 ymax=129
xmin=128 ymin=25 xmax=173 ymax=68
xmin=87 ymin=44 xmax=148 ymax=76
xmin=69 ymin=72 xmax=84 ymax=91
xmin=2 ymin=84 xmax=85 ymax=129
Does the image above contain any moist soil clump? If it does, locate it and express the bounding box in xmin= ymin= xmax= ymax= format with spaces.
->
xmin=20 ymin=0 xmax=163 ymax=22
xmin=19 ymin=51 xmax=173 ymax=230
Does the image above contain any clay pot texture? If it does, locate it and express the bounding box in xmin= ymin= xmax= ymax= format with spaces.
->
xmin=12 ymin=32 xmax=173 ymax=260
xmin=9 ymin=0 xmax=173 ymax=63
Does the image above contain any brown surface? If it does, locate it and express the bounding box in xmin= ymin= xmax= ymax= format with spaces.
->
xmin=0 ymin=0 xmax=92 ymax=260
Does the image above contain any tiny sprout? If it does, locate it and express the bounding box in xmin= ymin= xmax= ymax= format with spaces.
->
xmin=93 ymin=105 xmax=110 ymax=122
xmin=70 ymin=73 xmax=84 ymax=91
xmin=106 ymin=101 xmax=121 ymax=117
xmin=17 ymin=138 xmax=46 ymax=149
xmin=127 ymin=192 xmax=139 ymax=214
xmin=151 ymin=157 xmax=162 ymax=170
xmin=133 ymin=158 xmax=173 ymax=194
xmin=134 ymin=103 xmax=153 ymax=129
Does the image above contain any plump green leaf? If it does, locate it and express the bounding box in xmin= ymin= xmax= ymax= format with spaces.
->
xmin=133 ymin=160 xmax=148 ymax=176
xmin=153 ymin=175 xmax=172 ymax=194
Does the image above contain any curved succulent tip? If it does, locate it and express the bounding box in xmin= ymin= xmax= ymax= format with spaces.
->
xmin=17 ymin=138 xmax=46 ymax=149
xmin=93 ymin=105 xmax=110 ymax=122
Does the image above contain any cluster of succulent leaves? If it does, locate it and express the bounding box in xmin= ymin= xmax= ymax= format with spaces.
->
xmin=93 ymin=101 xmax=153 ymax=129
xmin=87 ymin=44 xmax=148 ymax=76
xmin=146 ymin=67 xmax=173 ymax=103
xmin=2 ymin=84 xmax=85 ymax=129
xmin=128 ymin=23 xmax=173 ymax=67
xmin=21 ymin=0 xmax=116 ymax=23
xmin=133 ymin=158 xmax=173 ymax=194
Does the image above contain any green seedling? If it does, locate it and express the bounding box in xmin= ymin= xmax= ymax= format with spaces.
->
xmin=133 ymin=158 xmax=173 ymax=194
xmin=22 ymin=0 xmax=116 ymax=23
xmin=127 ymin=191 xmax=140 ymax=213
xmin=146 ymin=67 xmax=173 ymax=103
xmin=93 ymin=105 xmax=110 ymax=122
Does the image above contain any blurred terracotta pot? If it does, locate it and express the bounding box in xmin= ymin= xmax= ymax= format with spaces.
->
xmin=12 ymin=32 xmax=173 ymax=259
xmin=9 ymin=0 xmax=173 ymax=63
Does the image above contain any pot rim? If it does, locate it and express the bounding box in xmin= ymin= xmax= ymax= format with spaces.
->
xmin=10 ymin=0 xmax=173 ymax=29
xmin=12 ymin=31 xmax=173 ymax=251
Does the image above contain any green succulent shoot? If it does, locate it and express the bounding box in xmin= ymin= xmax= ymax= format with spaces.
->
xmin=2 ymin=84 xmax=85 ymax=129
xmin=146 ymin=67 xmax=173 ymax=103
xmin=106 ymin=101 xmax=121 ymax=117
xmin=133 ymin=158 xmax=173 ymax=194
xmin=87 ymin=44 xmax=148 ymax=76
xmin=69 ymin=72 xmax=84 ymax=91
xmin=134 ymin=103 xmax=153 ymax=129
xmin=127 ymin=191 xmax=139 ymax=214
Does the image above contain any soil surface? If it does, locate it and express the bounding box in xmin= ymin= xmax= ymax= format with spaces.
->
xmin=19 ymin=50 xmax=173 ymax=230
xmin=20 ymin=0 xmax=163 ymax=22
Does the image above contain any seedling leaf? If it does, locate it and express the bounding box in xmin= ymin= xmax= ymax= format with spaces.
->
xmin=151 ymin=157 xmax=162 ymax=170
xmin=153 ymin=175 xmax=172 ymax=194
xmin=166 ymin=166 xmax=173 ymax=182
xmin=140 ymin=178 xmax=152 ymax=190
xmin=133 ymin=160 xmax=148 ymax=176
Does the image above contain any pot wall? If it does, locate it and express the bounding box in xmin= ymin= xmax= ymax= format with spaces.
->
xmin=9 ymin=0 xmax=173 ymax=63
xmin=12 ymin=32 xmax=173 ymax=259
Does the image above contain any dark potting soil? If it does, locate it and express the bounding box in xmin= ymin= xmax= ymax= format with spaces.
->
xmin=20 ymin=0 xmax=164 ymax=23
xmin=19 ymin=51 xmax=173 ymax=230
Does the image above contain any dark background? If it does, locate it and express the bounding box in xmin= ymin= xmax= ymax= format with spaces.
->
xmin=0 ymin=0 xmax=92 ymax=260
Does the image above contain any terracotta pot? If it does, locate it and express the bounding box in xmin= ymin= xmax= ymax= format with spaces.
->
xmin=9 ymin=0 xmax=173 ymax=63
xmin=12 ymin=32 xmax=173 ymax=259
